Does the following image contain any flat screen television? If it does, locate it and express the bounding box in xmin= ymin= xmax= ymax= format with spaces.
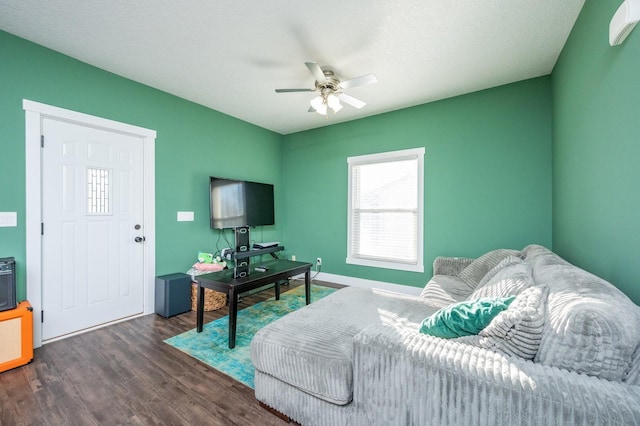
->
xmin=209 ymin=177 xmax=275 ymax=229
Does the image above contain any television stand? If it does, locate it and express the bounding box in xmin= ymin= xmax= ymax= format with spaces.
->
xmin=231 ymin=245 xmax=286 ymax=297
xmin=195 ymin=259 xmax=312 ymax=348
xmin=232 ymin=245 xmax=284 ymax=260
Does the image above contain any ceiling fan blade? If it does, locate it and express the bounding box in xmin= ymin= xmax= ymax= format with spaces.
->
xmin=338 ymin=93 xmax=366 ymax=109
xmin=305 ymin=62 xmax=327 ymax=83
xmin=275 ymin=88 xmax=314 ymax=93
xmin=339 ymin=73 xmax=378 ymax=90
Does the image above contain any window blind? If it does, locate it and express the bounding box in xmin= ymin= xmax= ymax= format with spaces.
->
xmin=349 ymin=154 xmax=420 ymax=266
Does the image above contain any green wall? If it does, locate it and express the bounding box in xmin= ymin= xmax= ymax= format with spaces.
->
xmin=281 ymin=77 xmax=553 ymax=288
xmin=552 ymin=1 xmax=640 ymax=303
xmin=0 ymin=31 xmax=284 ymax=301
xmin=11 ymin=6 xmax=638 ymax=303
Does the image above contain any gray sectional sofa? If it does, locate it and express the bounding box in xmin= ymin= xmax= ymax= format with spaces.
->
xmin=251 ymin=245 xmax=640 ymax=425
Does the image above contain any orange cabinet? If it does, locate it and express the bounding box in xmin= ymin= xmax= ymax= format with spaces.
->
xmin=0 ymin=301 xmax=33 ymax=373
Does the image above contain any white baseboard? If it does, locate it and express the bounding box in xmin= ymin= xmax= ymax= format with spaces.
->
xmin=293 ymin=271 xmax=422 ymax=296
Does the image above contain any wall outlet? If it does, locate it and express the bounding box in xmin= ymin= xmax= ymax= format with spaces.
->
xmin=316 ymin=257 xmax=322 ymax=266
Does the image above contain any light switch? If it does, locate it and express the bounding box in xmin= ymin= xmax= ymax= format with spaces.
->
xmin=0 ymin=212 xmax=17 ymax=227
xmin=177 ymin=211 xmax=194 ymax=222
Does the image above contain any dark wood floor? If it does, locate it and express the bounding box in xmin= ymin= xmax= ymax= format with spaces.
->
xmin=0 ymin=280 xmax=342 ymax=426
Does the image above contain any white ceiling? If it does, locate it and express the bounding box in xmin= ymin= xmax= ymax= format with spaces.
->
xmin=0 ymin=0 xmax=585 ymax=135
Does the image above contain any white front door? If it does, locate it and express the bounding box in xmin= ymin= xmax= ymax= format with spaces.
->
xmin=41 ymin=117 xmax=146 ymax=341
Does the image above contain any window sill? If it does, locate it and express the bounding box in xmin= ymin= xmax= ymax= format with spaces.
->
xmin=346 ymin=256 xmax=424 ymax=273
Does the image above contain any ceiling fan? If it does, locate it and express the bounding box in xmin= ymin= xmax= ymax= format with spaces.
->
xmin=275 ymin=62 xmax=377 ymax=115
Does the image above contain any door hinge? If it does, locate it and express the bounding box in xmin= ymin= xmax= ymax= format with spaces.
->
xmin=41 ymin=223 xmax=44 ymax=235
xmin=41 ymin=135 xmax=44 ymax=148
xmin=41 ymin=310 xmax=44 ymax=323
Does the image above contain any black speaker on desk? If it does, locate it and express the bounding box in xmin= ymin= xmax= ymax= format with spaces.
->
xmin=0 ymin=257 xmax=17 ymax=313
xmin=234 ymin=226 xmax=250 ymax=253
xmin=234 ymin=259 xmax=250 ymax=279
xmin=155 ymin=273 xmax=192 ymax=318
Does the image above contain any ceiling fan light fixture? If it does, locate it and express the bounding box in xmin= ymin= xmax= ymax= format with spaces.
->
xmin=280 ymin=62 xmax=375 ymax=115
xmin=327 ymin=94 xmax=342 ymax=112
xmin=310 ymin=95 xmax=327 ymax=115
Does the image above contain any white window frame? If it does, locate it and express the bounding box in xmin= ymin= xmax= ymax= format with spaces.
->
xmin=346 ymin=147 xmax=425 ymax=272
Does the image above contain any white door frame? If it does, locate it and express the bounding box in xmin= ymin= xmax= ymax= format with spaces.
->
xmin=23 ymin=99 xmax=156 ymax=348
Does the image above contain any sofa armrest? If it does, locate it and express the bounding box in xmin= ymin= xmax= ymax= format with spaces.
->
xmin=432 ymin=256 xmax=474 ymax=276
xmin=352 ymin=325 xmax=640 ymax=426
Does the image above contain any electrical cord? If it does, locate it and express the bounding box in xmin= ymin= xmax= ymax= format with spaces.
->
xmin=312 ymin=264 xmax=321 ymax=281
xmin=222 ymin=229 xmax=234 ymax=248
xmin=287 ymin=264 xmax=321 ymax=285
xmin=214 ymin=229 xmax=224 ymax=257
xmin=214 ymin=228 xmax=236 ymax=260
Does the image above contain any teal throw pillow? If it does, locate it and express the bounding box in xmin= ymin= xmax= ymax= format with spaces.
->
xmin=419 ymin=296 xmax=516 ymax=339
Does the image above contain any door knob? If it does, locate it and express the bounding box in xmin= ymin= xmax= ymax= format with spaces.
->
xmin=135 ymin=236 xmax=146 ymax=243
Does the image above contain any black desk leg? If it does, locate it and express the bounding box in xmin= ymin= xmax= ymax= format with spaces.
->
xmin=228 ymin=287 xmax=237 ymax=349
xmin=196 ymin=284 xmax=204 ymax=333
xmin=305 ymin=268 xmax=311 ymax=305
xmin=275 ymin=280 xmax=280 ymax=300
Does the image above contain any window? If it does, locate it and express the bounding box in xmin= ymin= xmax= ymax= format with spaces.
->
xmin=87 ymin=167 xmax=111 ymax=214
xmin=347 ymin=147 xmax=425 ymax=272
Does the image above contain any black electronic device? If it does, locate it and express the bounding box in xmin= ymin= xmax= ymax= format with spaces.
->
xmin=234 ymin=264 xmax=250 ymax=278
xmin=154 ymin=273 xmax=192 ymax=318
xmin=234 ymin=258 xmax=250 ymax=278
xmin=234 ymin=226 xmax=250 ymax=252
xmin=0 ymin=257 xmax=17 ymax=313
xmin=253 ymin=241 xmax=279 ymax=249
xmin=209 ymin=176 xmax=275 ymax=229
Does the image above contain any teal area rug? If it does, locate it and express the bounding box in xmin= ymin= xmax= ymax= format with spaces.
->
xmin=164 ymin=284 xmax=336 ymax=388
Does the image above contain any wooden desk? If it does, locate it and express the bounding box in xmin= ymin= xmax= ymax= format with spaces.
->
xmin=195 ymin=259 xmax=312 ymax=349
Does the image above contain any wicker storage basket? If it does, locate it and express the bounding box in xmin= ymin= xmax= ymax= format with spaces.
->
xmin=191 ymin=282 xmax=226 ymax=311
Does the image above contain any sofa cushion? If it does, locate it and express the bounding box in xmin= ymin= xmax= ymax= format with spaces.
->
xmin=522 ymin=244 xmax=571 ymax=267
xmin=418 ymin=275 xmax=475 ymax=308
xmin=432 ymin=256 xmax=474 ymax=276
xmin=528 ymin=246 xmax=640 ymax=381
xmin=419 ymin=296 xmax=515 ymax=338
xmin=469 ymin=257 xmax=534 ymax=300
xmin=457 ymin=249 xmax=520 ymax=289
xmin=476 ymin=255 xmax=524 ymax=288
xmin=472 ymin=285 xmax=548 ymax=360
xmin=251 ymin=286 xmax=437 ymax=406
xmin=624 ymin=345 xmax=640 ymax=385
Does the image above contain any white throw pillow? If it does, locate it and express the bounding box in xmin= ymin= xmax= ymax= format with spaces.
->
xmin=476 ymin=285 xmax=548 ymax=360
